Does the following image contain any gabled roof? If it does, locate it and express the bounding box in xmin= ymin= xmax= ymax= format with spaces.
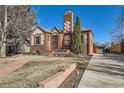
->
xmin=30 ymin=26 xmax=51 ymax=34
xmin=51 ymin=26 xmax=62 ymax=33
xmin=38 ymin=26 xmax=51 ymax=34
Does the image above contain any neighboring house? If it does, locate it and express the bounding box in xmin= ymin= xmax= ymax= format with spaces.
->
xmin=4 ymin=30 xmax=30 ymax=55
xmin=110 ymin=41 xmax=124 ymax=53
xmin=93 ymin=45 xmax=105 ymax=54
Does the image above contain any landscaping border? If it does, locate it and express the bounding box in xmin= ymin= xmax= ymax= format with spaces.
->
xmin=38 ymin=63 xmax=77 ymax=88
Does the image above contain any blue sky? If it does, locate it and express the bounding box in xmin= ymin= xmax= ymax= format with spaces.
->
xmin=31 ymin=5 xmax=121 ymax=43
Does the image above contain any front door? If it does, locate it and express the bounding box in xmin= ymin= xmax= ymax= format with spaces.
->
xmin=53 ymin=35 xmax=58 ymax=49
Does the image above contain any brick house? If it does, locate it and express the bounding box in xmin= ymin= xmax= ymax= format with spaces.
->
xmin=0 ymin=9 xmax=93 ymax=56
xmin=29 ymin=9 xmax=94 ymax=55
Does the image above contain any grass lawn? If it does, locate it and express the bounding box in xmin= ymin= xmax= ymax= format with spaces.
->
xmin=0 ymin=55 xmax=83 ymax=88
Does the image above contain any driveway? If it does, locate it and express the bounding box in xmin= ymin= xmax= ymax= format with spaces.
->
xmin=78 ymin=53 xmax=124 ymax=88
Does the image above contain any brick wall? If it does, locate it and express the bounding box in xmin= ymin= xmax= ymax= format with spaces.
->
xmin=44 ymin=33 xmax=51 ymax=50
xmin=30 ymin=45 xmax=46 ymax=53
xmin=87 ymin=32 xmax=93 ymax=55
xmin=81 ymin=30 xmax=93 ymax=55
xmin=30 ymin=27 xmax=51 ymax=53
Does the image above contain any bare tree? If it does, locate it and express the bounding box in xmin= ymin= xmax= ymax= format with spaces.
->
xmin=13 ymin=6 xmax=35 ymax=54
xmin=110 ymin=6 xmax=124 ymax=52
xmin=0 ymin=5 xmax=35 ymax=57
xmin=111 ymin=6 xmax=124 ymax=41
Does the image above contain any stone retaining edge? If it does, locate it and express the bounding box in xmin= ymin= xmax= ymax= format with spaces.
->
xmin=38 ymin=63 xmax=77 ymax=88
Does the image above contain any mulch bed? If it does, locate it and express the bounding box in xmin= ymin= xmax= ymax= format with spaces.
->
xmin=59 ymin=56 xmax=92 ymax=88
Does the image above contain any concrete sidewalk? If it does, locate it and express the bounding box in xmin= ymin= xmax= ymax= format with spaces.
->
xmin=78 ymin=54 xmax=124 ymax=88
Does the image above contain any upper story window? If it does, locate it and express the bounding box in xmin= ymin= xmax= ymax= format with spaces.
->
xmin=35 ymin=35 xmax=40 ymax=45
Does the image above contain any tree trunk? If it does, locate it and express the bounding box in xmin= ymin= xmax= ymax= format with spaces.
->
xmin=0 ymin=6 xmax=7 ymax=57
xmin=0 ymin=33 xmax=6 ymax=57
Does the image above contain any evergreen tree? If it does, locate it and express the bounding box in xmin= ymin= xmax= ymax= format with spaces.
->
xmin=71 ymin=16 xmax=83 ymax=54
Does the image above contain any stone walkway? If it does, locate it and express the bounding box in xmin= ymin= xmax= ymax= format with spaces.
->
xmin=78 ymin=53 xmax=124 ymax=88
xmin=0 ymin=59 xmax=29 ymax=77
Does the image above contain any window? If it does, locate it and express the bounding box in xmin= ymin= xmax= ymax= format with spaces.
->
xmin=35 ymin=36 xmax=40 ymax=45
